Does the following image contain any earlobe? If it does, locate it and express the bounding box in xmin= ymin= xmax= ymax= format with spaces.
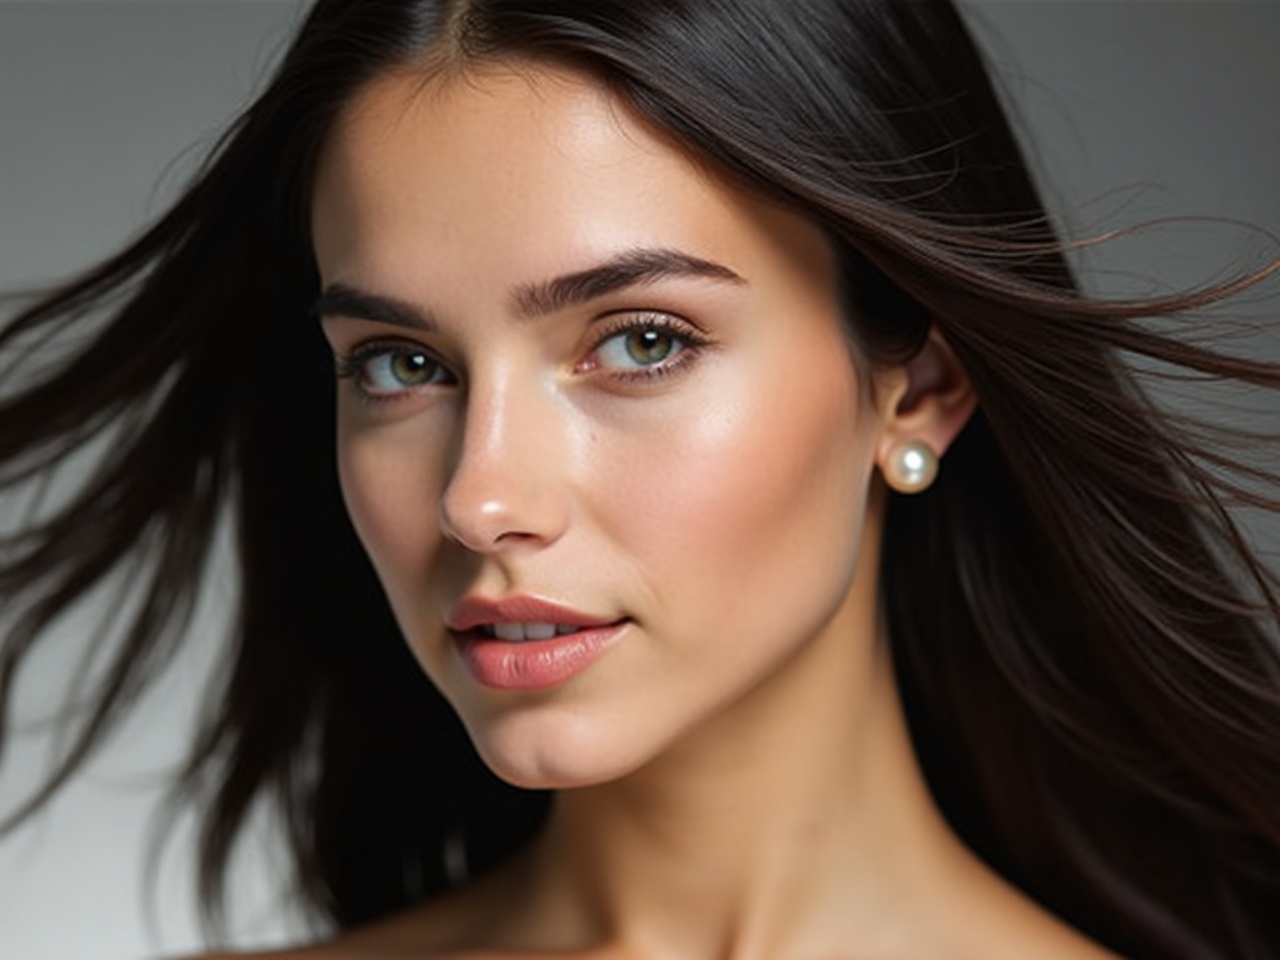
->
xmin=875 ymin=327 xmax=977 ymax=492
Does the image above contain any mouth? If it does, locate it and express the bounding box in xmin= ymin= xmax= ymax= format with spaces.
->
xmin=445 ymin=596 xmax=630 ymax=691
xmin=446 ymin=594 xmax=622 ymax=634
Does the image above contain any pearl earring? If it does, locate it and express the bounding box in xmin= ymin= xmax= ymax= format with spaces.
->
xmin=883 ymin=441 xmax=939 ymax=494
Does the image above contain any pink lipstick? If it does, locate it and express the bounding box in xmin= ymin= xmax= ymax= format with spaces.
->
xmin=446 ymin=596 xmax=628 ymax=691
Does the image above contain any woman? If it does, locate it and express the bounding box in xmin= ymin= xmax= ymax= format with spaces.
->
xmin=2 ymin=1 xmax=1278 ymax=957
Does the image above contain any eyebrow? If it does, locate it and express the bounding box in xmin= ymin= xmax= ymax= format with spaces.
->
xmin=512 ymin=247 xmax=745 ymax=317
xmin=312 ymin=247 xmax=745 ymax=330
xmin=313 ymin=284 xmax=435 ymax=331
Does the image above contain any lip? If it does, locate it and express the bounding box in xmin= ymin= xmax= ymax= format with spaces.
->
xmin=446 ymin=595 xmax=628 ymax=691
xmin=446 ymin=595 xmax=619 ymax=633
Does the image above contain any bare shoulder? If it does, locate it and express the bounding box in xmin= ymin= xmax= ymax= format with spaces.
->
xmin=167 ymin=949 xmax=343 ymax=960
xmin=169 ymin=938 xmax=510 ymax=960
xmin=163 ymin=920 xmax=446 ymax=960
xmin=167 ymin=868 xmax=518 ymax=960
xmin=953 ymin=877 xmax=1126 ymax=960
xmin=168 ymin=943 xmax=446 ymax=960
xmin=167 ymin=930 xmax=455 ymax=960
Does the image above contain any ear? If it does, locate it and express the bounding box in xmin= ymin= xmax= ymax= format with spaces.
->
xmin=873 ymin=326 xmax=977 ymax=481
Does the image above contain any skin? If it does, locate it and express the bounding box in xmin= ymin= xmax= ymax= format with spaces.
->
xmin=192 ymin=62 xmax=1119 ymax=960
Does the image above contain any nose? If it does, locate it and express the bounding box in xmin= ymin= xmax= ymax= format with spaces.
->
xmin=438 ymin=374 xmax=571 ymax=554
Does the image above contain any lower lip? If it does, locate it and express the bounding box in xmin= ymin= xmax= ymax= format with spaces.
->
xmin=454 ymin=621 xmax=629 ymax=691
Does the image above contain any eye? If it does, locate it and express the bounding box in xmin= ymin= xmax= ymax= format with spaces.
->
xmin=336 ymin=343 xmax=454 ymax=399
xmin=586 ymin=314 xmax=709 ymax=379
xmin=596 ymin=327 xmax=683 ymax=368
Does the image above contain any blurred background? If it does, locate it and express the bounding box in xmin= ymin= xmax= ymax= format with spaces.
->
xmin=1 ymin=1 xmax=1277 ymax=957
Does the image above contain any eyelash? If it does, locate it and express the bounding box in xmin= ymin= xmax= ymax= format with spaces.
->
xmin=332 ymin=312 xmax=711 ymax=404
xmin=582 ymin=312 xmax=711 ymax=383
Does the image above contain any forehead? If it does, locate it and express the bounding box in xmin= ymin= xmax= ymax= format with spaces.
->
xmin=316 ymin=61 xmax=658 ymax=200
xmin=309 ymin=61 xmax=833 ymax=307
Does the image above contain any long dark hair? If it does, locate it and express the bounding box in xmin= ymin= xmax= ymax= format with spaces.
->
xmin=2 ymin=1 xmax=1278 ymax=955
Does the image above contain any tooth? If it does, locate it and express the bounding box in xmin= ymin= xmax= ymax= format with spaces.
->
xmin=525 ymin=622 xmax=556 ymax=641
xmin=494 ymin=622 xmax=525 ymax=642
xmin=555 ymin=625 xmax=580 ymax=636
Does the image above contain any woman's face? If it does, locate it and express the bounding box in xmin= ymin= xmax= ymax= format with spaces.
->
xmin=312 ymin=63 xmax=893 ymax=788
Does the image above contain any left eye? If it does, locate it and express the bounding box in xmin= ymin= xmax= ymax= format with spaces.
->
xmin=594 ymin=325 xmax=686 ymax=369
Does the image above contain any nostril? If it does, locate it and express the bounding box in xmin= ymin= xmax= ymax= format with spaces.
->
xmin=439 ymin=483 xmax=568 ymax=553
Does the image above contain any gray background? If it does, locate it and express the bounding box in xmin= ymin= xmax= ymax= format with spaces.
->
xmin=1 ymin=2 xmax=1278 ymax=957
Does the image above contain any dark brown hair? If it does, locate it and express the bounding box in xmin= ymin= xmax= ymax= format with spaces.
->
xmin=2 ymin=1 xmax=1278 ymax=956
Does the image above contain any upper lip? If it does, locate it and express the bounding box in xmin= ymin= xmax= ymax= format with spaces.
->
xmin=445 ymin=595 xmax=621 ymax=632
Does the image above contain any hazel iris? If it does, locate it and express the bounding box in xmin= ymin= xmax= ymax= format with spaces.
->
xmin=626 ymin=329 xmax=676 ymax=365
xmin=391 ymin=350 xmax=433 ymax=385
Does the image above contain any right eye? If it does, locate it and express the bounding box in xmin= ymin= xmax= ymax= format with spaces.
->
xmin=335 ymin=343 xmax=455 ymax=400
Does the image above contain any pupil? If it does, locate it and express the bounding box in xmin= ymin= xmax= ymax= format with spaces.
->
xmin=627 ymin=329 xmax=673 ymax=364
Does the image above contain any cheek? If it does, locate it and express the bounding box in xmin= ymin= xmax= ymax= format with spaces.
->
xmin=701 ymin=382 xmax=865 ymax=598
xmin=595 ymin=342 xmax=873 ymax=642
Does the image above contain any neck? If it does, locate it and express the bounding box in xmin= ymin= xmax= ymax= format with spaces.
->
xmin=532 ymin=643 xmax=966 ymax=960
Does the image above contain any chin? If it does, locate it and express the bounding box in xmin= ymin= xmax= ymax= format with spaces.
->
xmin=463 ymin=706 xmax=656 ymax=791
